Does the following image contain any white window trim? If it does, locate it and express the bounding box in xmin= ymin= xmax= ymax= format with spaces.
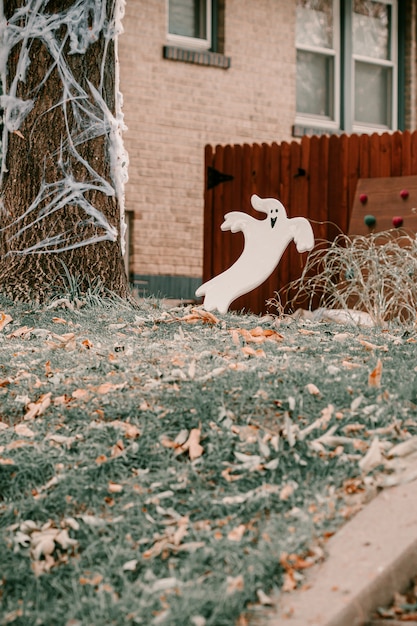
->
xmin=166 ymin=0 xmax=212 ymax=51
xmin=295 ymin=0 xmax=341 ymax=131
xmin=351 ymin=0 xmax=398 ymax=134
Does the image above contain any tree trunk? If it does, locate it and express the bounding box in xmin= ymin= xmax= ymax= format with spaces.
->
xmin=0 ymin=0 xmax=128 ymax=302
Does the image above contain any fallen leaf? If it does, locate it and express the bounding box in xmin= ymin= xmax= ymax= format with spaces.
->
xmin=14 ymin=423 xmax=36 ymax=438
xmin=179 ymin=308 xmax=219 ymax=325
xmin=81 ymin=338 xmax=93 ymax=349
xmin=108 ymin=482 xmax=123 ymax=493
xmin=257 ymin=589 xmax=275 ymax=605
xmin=0 ymin=457 xmax=15 ymax=465
xmin=305 ymin=383 xmax=320 ymax=396
xmin=282 ymin=570 xmax=297 ymax=592
xmin=110 ymin=439 xmax=125 ymax=458
xmin=108 ymin=420 xmax=140 ymax=439
xmin=96 ymin=382 xmax=127 ymax=394
xmin=72 ymin=388 xmax=89 ymax=400
xmin=226 ymin=574 xmax=245 ymax=595
xmin=184 ymin=428 xmax=204 ymax=461
xmin=227 ymin=524 xmax=246 ymax=541
xmin=368 ymin=358 xmax=383 ymax=387
xmin=24 ymin=393 xmax=52 ymax=420
xmin=52 ymin=317 xmax=67 ymax=324
xmin=280 ymin=483 xmax=295 ymax=501
xmin=7 ymin=325 xmax=33 ymax=339
xmin=79 ymin=573 xmax=104 ymax=586
xmin=231 ymin=327 xmax=284 ymax=344
xmin=359 ymin=436 xmax=382 ymax=473
xmin=358 ymin=338 xmax=378 ymax=351
xmin=0 ymin=312 xmax=13 ymax=331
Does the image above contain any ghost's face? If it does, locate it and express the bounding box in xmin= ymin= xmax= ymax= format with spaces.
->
xmin=269 ymin=205 xmax=280 ymax=229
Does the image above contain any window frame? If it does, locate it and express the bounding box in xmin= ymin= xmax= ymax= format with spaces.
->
xmin=295 ymin=0 xmax=341 ymax=132
xmin=166 ymin=0 xmax=212 ymax=51
xmin=347 ymin=0 xmax=398 ymax=134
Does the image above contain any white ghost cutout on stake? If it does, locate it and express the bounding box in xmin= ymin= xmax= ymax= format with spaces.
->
xmin=196 ymin=194 xmax=314 ymax=314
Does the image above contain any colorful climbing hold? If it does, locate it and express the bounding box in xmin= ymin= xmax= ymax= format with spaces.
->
xmin=359 ymin=193 xmax=368 ymax=204
xmin=392 ymin=216 xmax=403 ymax=228
xmin=400 ymin=189 xmax=409 ymax=199
xmin=364 ymin=214 xmax=376 ymax=227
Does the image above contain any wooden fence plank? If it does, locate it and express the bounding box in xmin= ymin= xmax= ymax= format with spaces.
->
xmin=402 ymin=130 xmax=412 ymax=176
xmin=391 ymin=130 xmax=403 ymax=176
xmin=411 ymin=131 xmax=417 ymax=174
xmin=278 ymin=141 xmax=291 ymax=301
xmin=347 ymin=133 xmax=360 ymax=225
xmin=370 ymin=133 xmax=381 ymax=178
xmin=379 ymin=132 xmax=392 ymax=177
xmin=359 ymin=133 xmax=370 ymax=179
xmin=327 ymin=134 xmax=344 ymax=238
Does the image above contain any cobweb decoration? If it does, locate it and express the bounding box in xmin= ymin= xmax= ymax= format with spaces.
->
xmin=0 ymin=0 xmax=128 ymax=255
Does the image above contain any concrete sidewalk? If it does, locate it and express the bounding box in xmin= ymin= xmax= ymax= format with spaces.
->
xmin=252 ymin=479 xmax=417 ymax=626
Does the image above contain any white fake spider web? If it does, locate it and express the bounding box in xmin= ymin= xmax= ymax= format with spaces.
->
xmin=0 ymin=0 xmax=128 ymax=256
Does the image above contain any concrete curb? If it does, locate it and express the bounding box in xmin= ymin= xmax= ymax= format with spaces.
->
xmin=258 ymin=479 xmax=417 ymax=626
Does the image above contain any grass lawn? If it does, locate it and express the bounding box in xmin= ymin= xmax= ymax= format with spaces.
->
xmin=1 ymin=294 xmax=417 ymax=626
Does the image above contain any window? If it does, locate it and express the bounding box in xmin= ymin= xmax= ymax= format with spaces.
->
xmin=295 ymin=0 xmax=398 ymax=134
xmin=296 ymin=0 xmax=340 ymax=127
xmin=168 ymin=0 xmax=212 ymax=50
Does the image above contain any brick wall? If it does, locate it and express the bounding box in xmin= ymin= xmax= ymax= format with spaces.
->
xmin=118 ymin=0 xmax=297 ymax=291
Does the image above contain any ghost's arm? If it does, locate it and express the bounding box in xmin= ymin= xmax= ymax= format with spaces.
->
xmin=221 ymin=212 xmax=258 ymax=234
xmin=290 ymin=217 xmax=315 ymax=252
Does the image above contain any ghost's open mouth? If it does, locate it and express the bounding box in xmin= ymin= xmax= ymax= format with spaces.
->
xmin=271 ymin=217 xmax=277 ymax=228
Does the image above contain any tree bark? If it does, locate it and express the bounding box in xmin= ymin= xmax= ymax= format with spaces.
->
xmin=0 ymin=0 xmax=128 ymax=302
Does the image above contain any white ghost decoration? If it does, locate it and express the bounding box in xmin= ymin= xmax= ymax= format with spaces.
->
xmin=196 ymin=194 xmax=315 ymax=314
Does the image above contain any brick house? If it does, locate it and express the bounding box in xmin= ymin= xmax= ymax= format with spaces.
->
xmin=119 ymin=0 xmax=417 ymax=300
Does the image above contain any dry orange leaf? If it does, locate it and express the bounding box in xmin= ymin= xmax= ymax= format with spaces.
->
xmin=95 ymin=454 xmax=108 ymax=465
xmin=79 ymin=573 xmax=103 ymax=586
xmin=72 ymin=388 xmax=89 ymax=400
xmin=0 ymin=457 xmax=15 ymax=465
xmin=305 ymin=383 xmax=320 ymax=396
xmin=24 ymin=393 xmax=52 ymax=420
xmin=108 ymin=482 xmax=123 ymax=493
xmin=52 ymin=317 xmax=67 ymax=324
xmin=96 ymin=382 xmax=127 ymax=394
xmin=282 ymin=570 xmax=297 ymax=592
xmin=14 ymin=423 xmax=36 ymax=438
xmin=109 ymin=420 xmax=140 ymax=439
xmin=179 ymin=308 xmax=219 ymax=325
xmin=226 ymin=574 xmax=245 ymax=595
xmin=241 ymin=346 xmax=266 ymax=358
xmin=0 ymin=312 xmax=12 ymax=332
xmin=368 ymin=358 xmax=383 ymax=387
xmin=110 ymin=439 xmax=125 ymax=458
xmin=81 ymin=338 xmax=93 ymax=349
xmin=185 ymin=428 xmax=204 ymax=461
xmin=7 ymin=325 xmax=33 ymax=339
xmin=227 ymin=524 xmax=246 ymax=542
xmin=232 ymin=327 xmax=284 ymax=344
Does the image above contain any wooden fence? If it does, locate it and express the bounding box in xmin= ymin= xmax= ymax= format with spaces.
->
xmin=202 ymin=130 xmax=417 ymax=314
